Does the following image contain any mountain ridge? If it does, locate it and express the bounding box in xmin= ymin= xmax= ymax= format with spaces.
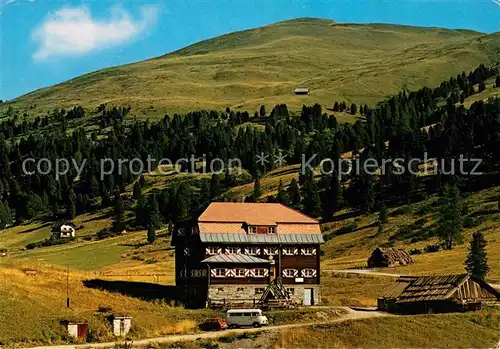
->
xmin=2 ymin=17 xmax=500 ymax=117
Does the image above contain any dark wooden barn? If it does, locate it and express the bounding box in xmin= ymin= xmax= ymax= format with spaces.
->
xmin=378 ymin=274 xmax=500 ymax=314
xmin=367 ymin=247 xmax=414 ymax=268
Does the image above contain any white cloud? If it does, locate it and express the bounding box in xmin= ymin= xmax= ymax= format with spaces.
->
xmin=493 ymin=0 xmax=500 ymax=6
xmin=32 ymin=5 xmax=158 ymax=61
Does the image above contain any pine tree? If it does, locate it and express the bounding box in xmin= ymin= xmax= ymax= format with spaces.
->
xmin=287 ymin=178 xmax=301 ymax=207
xmin=496 ymin=75 xmax=500 ymax=88
xmin=478 ymin=81 xmax=486 ymax=92
xmin=437 ymin=184 xmax=463 ymax=250
xmin=302 ymin=182 xmax=322 ymax=217
xmin=147 ymin=225 xmax=156 ymax=243
xmin=147 ymin=193 xmax=161 ymax=229
xmin=276 ymin=180 xmax=288 ymax=204
xmin=350 ymin=103 xmax=357 ymax=115
xmin=209 ymin=173 xmax=221 ymax=199
xmin=465 ymin=231 xmax=489 ymax=280
xmin=259 ymin=105 xmax=266 ymax=117
xmin=379 ymin=204 xmax=388 ymax=225
xmin=133 ymin=181 xmax=142 ymax=200
xmin=112 ymin=191 xmax=125 ymax=233
xmin=139 ymin=175 xmax=146 ymax=188
xmin=135 ymin=195 xmax=147 ymax=227
xmin=253 ymin=177 xmax=261 ymax=200
xmin=333 ymin=102 xmax=339 ymax=112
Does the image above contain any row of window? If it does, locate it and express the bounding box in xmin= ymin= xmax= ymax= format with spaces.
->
xmin=204 ymin=246 xmax=316 ymax=256
xmin=282 ymin=268 xmax=317 ymax=278
xmin=216 ymin=287 xmax=296 ymax=295
xmin=211 ymin=268 xmax=268 ymax=278
xmin=210 ymin=268 xmax=317 ymax=278
xmin=248 ymin=226 xmax=276 ymax=234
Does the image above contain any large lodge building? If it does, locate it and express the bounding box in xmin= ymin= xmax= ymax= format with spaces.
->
xmin=173 ymin=203 xmax=324 ymax=307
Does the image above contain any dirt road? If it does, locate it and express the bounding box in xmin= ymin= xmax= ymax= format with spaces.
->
xmin=28 ymin=308 xmax=390 ymax=349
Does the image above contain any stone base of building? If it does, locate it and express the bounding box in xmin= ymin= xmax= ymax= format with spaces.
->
xmin=207 ymin=284 xmax=321 ymax=306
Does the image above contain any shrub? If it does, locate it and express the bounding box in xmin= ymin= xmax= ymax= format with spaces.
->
xmin=463 ymin=216 xmax=484 ymax=228
xmin=424 ymin=244 xmax=440 ymax=253
xmin=336 ymin=222 xmax=358 ymax=235
xmin=408 ymin=248 xmax=422 ymax=255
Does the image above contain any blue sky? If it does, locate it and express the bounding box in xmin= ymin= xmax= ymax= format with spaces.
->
xmin=0 ymin=0 xmax=499 ymax=101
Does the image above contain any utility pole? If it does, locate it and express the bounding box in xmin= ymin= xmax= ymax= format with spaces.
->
xmin=66 ymin=264 xmax=70 ymax=308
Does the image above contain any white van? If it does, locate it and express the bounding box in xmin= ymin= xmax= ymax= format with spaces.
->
xmin=226 ymin=309 xmax=268 ymax=328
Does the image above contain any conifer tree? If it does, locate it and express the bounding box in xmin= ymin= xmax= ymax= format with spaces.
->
xmin=437 ymin=184 xmax=463 ymax=250
xmin=133 ymin=181 xmax=142 ymax=200
xmin=253 ymin=177 xmax=261 ymax=200
xmin=209 ymin=173 xmax=222 ymax=199
xmin=147 ymin=225 xmax=156 ymax=243
xmin=147 ymin=193 xmax=161 ymax=229
xmin=350 ymin=103 xmax=357 ymax=115
xmin=259 ymin=105 xmax=266 ymax=117
xmin=112 ymin=191 xmax=125 ymax=233
xmin=287 ymin=178 xmax=301 ymax=208
xmin=496 ymin=75 xmax=500 ymax=88
xmin=276 ymin=180 xmax=288 ymax=204
xmin=302 ymin=182 xmax=321 ymax=217
xmin=465 ymin=231 xmax=489 ymax=280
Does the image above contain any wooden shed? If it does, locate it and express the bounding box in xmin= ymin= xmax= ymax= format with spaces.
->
xmin=367 ymin=247 xmax=414 ymax=268
xmin=378 ymin=274 xmax=500 ymax=314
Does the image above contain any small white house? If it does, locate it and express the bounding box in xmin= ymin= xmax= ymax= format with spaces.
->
xmin=60 ymin=224 xmax=76 ymax=238
xmin=113 ymin=316 xmax=132 ymax=337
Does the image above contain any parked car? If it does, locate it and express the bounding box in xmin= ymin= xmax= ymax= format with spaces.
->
xmin=200 ymin=317 xmax=228 ymax=331
xmin=226 ymin=309 xmax=268 ymax=328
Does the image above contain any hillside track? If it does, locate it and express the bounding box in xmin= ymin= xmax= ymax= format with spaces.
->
xmin=28 ymin=308 xmax=390 ymax=349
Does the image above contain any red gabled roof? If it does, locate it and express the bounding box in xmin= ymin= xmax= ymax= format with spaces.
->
xmin=198 ymin=202 xmax=319 ymax=225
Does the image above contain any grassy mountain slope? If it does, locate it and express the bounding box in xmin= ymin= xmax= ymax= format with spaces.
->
xmin=3 ymin=18 xmax=500 ymax=117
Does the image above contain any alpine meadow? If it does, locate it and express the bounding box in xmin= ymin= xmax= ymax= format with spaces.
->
xmin=0 ymin=14 xmax=500 ymax=349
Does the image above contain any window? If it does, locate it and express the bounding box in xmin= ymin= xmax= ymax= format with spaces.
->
xmin=253 ymin=268 xmax=266 ymax=278
xmin=301 ymin=269 xmax=316 ymax=278
xmin=206 ymin=246 xmax=220 ymax=255
xmin=301 ymin=247 xmax=316 ymax=256
xmin=255 ymin=288 xmax=265 ymax=295
xmin=234 ymin=268 xmax=246 ymax=278
xmin=286 ymin=288 xmax=295 ymax=295
xmin=282 ymin=269 xmax=298 ymax=278
xmin=225 ymin=247 xmax=241 ymax=254
xmin=213 ymin=268 xmax=226 ymax=278
xmin=264 ymin=247 xmax=279 ymax=255
xmin=248 ymin=226 xmax=277 ymax=234
xmin=282 ymin=247 xmax=297 ymax=255
xmin=245 ymin=247 xmax=260 ymax=255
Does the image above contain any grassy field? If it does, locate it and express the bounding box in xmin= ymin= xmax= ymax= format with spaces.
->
xmin=0 ymin=259 xmax=218 ymax=346
xmin=2 ymin=18 xmax=499 ymax=117
xmin=274 ymin=309 xmax=500 ymax=348
xmin=321 ymin=185 xmax=500 ymax=282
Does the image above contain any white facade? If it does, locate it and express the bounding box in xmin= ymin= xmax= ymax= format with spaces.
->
xmin=60 ymin=224 xmax=76 ymax=238
xmin=113 ymin=316 xmax=132 ymax=337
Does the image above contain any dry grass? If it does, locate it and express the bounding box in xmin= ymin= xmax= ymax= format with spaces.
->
xmin=274 ymin=309 xmax=500 ymax=348
xmin=320 ymin=274 xmax=395 ymax=307
xmin=0 ymin=260 xmax=215 ymax=345
xmin=3 ymin=19 xmax=499 ymax=117
xmin=321 ymin=185 xmax=500 ymax=282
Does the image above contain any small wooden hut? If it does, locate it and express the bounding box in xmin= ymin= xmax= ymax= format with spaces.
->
xmin=378 ymin=274 xmax=500 ymax=314
xmin=367 ymin=247 xmax=414 ymax=268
